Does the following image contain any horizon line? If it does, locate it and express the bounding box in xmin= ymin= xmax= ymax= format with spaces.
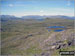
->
xmin=1 ymin=14 xmax=74 ymax=18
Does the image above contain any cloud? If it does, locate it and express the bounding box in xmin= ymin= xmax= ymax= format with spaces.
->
xmin=9 ymin=4 xmax=14 ymax=7
xmin=40 ymin=10 xmax=44 ymax=13
xmin=7 ymin=2 xmax=30 ymax=7
xmin=50 ymin=8 xmax=74 ymax=12
xmin=11 ymin=11 xmax=74 ymax=17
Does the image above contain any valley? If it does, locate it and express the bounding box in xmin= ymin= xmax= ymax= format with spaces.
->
xmin=1 ymin=15 xmax=75 ymax=56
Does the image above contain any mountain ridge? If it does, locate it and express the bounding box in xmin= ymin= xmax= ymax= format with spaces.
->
xmin=0 ymin=15 xmax=75 ymax=20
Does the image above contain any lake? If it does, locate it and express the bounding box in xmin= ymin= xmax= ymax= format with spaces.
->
xmin=47 ymin=26 xmax=66 ymax=32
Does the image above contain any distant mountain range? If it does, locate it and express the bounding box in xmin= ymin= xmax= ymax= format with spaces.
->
xmin=22 ymin=15 xmax=75 ymax=19
xmin=0 ymin=15 xmax=75 ymax=21
xmin=0 ymin=15 xmax=22 ymax=22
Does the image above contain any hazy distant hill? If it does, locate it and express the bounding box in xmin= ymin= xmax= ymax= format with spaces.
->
xmin=22 ymin=15 xmax=44 ymax=19
xmin=22 ymin=15 xmax=75 ymax=19
xmin=0 ymin=15 xmax=22 ymax=22
xmin=0 ymin=15 xmax=74 ymax=21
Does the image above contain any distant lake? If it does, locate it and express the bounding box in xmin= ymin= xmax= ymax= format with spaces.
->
xmin=47 ymin=26 xmax=66 ymax=32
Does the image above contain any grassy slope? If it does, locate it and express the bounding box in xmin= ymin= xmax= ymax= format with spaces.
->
xmin=1 ymin=18 xmax=75 ymax=56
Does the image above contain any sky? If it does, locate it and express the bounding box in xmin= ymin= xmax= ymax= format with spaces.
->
xmin=1 ymin=0 xmax=75 ymax=17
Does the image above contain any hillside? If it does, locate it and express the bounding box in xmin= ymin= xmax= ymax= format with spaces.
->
xmin=1 ymin=15 xmax=75 ymax=56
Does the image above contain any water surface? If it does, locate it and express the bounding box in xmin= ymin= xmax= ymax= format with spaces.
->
xmin=47 ymin=26 xmax=66 ymax=32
